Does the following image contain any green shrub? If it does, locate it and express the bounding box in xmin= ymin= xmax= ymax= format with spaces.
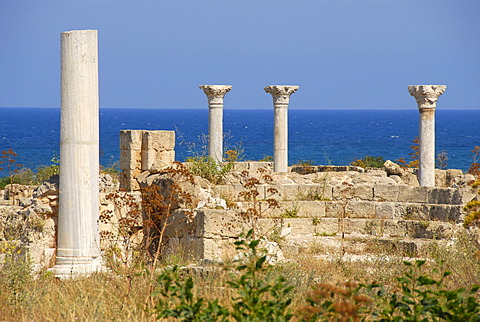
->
xmin=351 ymin=156 xmax=385 ymax=168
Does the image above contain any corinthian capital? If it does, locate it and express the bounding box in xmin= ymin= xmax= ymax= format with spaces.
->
xmin=264 ymin=85 xmax=299 ymax=106
xmin=199 ymin=85 xmax=232 ymax=107
xmin=408 ymin=85 xmax=446 ymax=109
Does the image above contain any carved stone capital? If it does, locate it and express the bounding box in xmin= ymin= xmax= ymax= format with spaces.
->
xmin=199 ymin=85 xmax=232 ymax=107
xmin=408 ymin=85 xmax=446 ymax=109
xmin=264 ymin=85 xmax=299 ymax=106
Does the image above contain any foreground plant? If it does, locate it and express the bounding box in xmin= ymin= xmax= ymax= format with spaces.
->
xmin=152 ymin=229 xmax=293 ymax=321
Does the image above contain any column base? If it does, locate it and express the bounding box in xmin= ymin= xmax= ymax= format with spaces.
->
xmin=50 ymin=255 xmax=106 ymax=278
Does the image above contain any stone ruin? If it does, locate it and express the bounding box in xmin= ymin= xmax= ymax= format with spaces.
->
xmin=1 ymin=29 xmax=478 ymax=275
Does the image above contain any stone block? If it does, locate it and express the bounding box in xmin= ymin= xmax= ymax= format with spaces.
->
xmin=332 ymin=184 xmax=373 ymax=200
xmin=142 ymin=130 xmax=175 ymax=151
xmin=141 ymin=150 xmax=175 ymax=172
xmin=345 ymin=201 xmax=375 ymax=218
xmin=119 ymin=169 xmax=142 ymax=191
xmin=403 ymin=203 xmax=430 ymax=220
xmin=373 ymin=185 xmax=399 ymax=202
xmin=293 ymin=201 xmax=325 ymax=218
xmin=164 ymin=237 xmax=204 ymax=261
xmin=324 ymin=201 xmax=346 ymax=218
xmin=429 ymin=205 xmax=451 ymax=221
xmin=398 ymin=186 xmax=428 ymax=203
xmin=446 ymin=169 xmax=464 ymax=186
xmin=375 ymin=202 xmax=404 ymax=220
xmin=120 ymin=130 xmax=144 ymax=150
xmin=196 ymin=209 xmax=249 ymax=238
xmin=120 ymin=149 xmax=142 ymax=171
xmin=427 ymin=188 xmax=459 ymax=205
xmin=435 ymin=169 xmax=447 ymax=187
xmin=276 ymin=184 xmax=300 ymax=201
xmin=298 ymin=184 xmax=333 ymax=201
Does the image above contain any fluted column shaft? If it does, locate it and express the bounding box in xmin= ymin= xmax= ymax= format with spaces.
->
xmin=264 ymin=85 xmax=299 ymax=173
xmin=199 ymin=85 xmax=232 ymax=163
xmin=408 ymin=85 xmax=446 ymax=187
xmin=53 ymin=30 xmax=102 ymax=277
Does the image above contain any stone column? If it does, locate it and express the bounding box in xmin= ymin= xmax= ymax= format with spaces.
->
xmin=408 ymin=85 xmax=446 ymax=187
xmin=199 ymin=85 xmax=232 ymax=163
xmin=264 ymin=85 xmax=299 ymax=173
xmin=53 ymin=30 xmax=103 ymax=276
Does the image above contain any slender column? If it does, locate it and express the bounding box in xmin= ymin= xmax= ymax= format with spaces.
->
xmin=408 ymin=85 xmax=446 ymax=187
xmin=264 ymin=85 xmax=299 ymax=173
xmin=53 ymin=30 xmax=103 ymax=276
xmin=199 ymin=85 xmax=232 ymax=163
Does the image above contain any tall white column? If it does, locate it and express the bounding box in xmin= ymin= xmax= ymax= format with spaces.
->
xmin=199 ymin=85 xmax=232 ymax=163
xmin=53 ymin=30 xmax=103 ymax=276
xmin=264 ymin=85 xmax=299 ymax=173
xmin=408 ymin=85 xmax=446 ymax=187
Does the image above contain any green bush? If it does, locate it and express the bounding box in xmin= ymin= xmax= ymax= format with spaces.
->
xmin=351 ymin=156 xmax=385 ymax=168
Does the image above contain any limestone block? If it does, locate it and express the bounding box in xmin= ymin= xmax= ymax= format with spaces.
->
xmin=403 ymin=203 xmax=430 ymax=220
xmin=448 ymin=206 xmax=462 ymax=221
xmin=345 ymin=201 xmax=375 ymax=218
xmin=142 ymin=130 xmax=175 ymax=152
xmin=212 ymin=185 xmax=235 ymax=200
xmin=324 ymin=201 xmax=346 ymax=218
xmin=293 ymin=200 xmax=325 ymax=218
xmin=381 ymin=220 xmax=408 ymax=238
xmin=119 ymin=169 xmax=142 ymax=191
xmin=142 ymin=150 xmax=175 ymax=173
xmin=446 ymin=169 xmax=464 ymax=186
xmin=429 ymin=205 xmax=451 ymax=221
xmin=120 ymin=130 xmax=144 ymax=150
xmin=427 ymin=188 xmax=462 ymax=205
xmin=373 ymin=185 xmax=399 ymax=202
xmin=202 ymin=238 xmax=237 ymax=261
xmin=196 ymin=209 xmax=249 ymax=238
xmin=247 ymin=162 xmax=274 ymax=173
xmin=275 ymin=184 xmax=300 ymax=201
xmin=435 ymin=170 xmax=447 ymax=187
xmin=332 ymin=184 xmax=373 ymax=201
xmin=398 ymin=186 xmax=428 ymax=203
xmin=375 ymin=202 xmax=405 ymax=220
xmin=298 ymin=184 xmax=333 ymax=201
xmin=120 ymin=149 xmax=142 ymax=171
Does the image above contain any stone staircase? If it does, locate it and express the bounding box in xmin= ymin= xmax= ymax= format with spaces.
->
xmin=208 ymin=181 xmax=467 ymax=259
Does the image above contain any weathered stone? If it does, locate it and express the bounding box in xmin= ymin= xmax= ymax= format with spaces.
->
xmin=398 ymin=186 xmax=428 ymax=203
xmin=120 ymin=130 xmax=144 ymax=151
xmin=373 ymin=185 xmax=399 ymax=202
xmin=120 ymin=149 xmax=142 ymax=171
xmin=142 ymin=150 xmax=175 ymax=173
xmin=332 ymin=184 xmax=373 ymax=200
xmin=384 ymin=160 xmax=406 ymax=176
xmin=346 ymin=201 xmax=375 ymax=218
xmin=142 ymin=130 xmax=175 ymax=152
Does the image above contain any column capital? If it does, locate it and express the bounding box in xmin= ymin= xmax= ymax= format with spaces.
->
xmin=199 ymin=85 xmax=232 ymax=107
xmin=264 ymin=85 xmax=299 ymax=106
xmin=408 ymin=85 xmax=446 ymax=109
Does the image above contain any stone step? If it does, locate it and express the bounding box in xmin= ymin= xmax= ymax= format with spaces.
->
xmin=213 ymin=183 xmax=464 ymax=205
xmin=257 ymin=217 xmax=461 ymax=241
xmin=236 ymin=200 xmax=463 ymax=222
xmin=281 ymin=234 xmax=436 ymax=257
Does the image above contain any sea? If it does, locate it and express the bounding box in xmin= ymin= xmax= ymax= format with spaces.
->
xmin=0 ymin=108 xmax=478 ymax=176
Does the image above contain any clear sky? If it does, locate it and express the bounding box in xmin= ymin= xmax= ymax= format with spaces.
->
xmin=1 ymin=0 xmax=479 ymax=110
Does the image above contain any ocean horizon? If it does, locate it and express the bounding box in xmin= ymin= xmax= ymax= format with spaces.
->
xmin=0 ymin=107 xmax=479 ymax=176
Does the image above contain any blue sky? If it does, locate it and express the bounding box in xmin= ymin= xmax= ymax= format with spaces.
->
xmin=1 ymin=0 xmax=479 ymax=110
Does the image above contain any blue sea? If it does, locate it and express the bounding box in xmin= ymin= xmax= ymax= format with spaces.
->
xmin=0 ymin=108 xmax=478 ymax=176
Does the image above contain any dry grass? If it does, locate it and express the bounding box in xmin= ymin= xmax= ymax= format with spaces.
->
xmin=1 ymin=233 xmax=479 ymax=321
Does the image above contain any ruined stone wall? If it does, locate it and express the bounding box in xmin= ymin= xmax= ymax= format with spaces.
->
xmin=119 ymin=130 xmax=175 ymax=191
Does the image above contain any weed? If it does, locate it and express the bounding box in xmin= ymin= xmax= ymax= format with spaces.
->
xmin=280 ymin=203 xmax=300 ymax=218
xmin=436 ymin=150 xmax=449 ymax=169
